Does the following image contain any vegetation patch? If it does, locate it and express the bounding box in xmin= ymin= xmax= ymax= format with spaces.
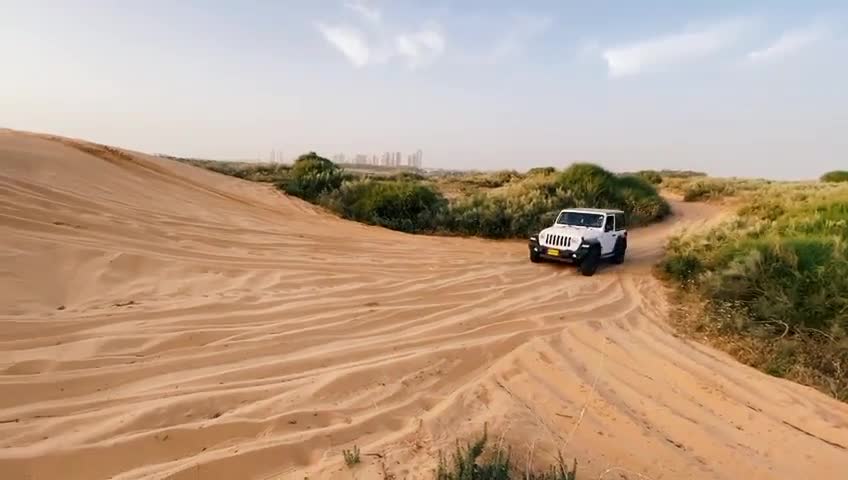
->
xmin=660 ymin=183 xmax=848 ymax=400
xmin=183 ymin=155 xmax=670 ymax=238
xmin=445 ymin=163 xmax=669 ymax=238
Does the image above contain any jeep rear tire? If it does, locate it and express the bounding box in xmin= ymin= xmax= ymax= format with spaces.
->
xmin=611 ymin=238 xmax=627 ymax=265
xmin=579 ymin=247 xmax=600 ymax=276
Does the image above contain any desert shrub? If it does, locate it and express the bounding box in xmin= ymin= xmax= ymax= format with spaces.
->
xmin=660 ymin=251 xmax=702 ymax=283
xmin=447 ymin=194 xmax=514 ymax=238
xmin=614 ymin=174 xmax=672 ymax=224
xmin=342 ymin=445 xmax=361 ymax=467
xmin=456 ymin=170 xmax=523 ymax=189
xmin=659 ymin=169 xmax=707 ymax=178
xmin=737 ymin=198 xmax=786 ymax=221
xmin=681 ymin=179 xmax=736 ymax=202
xmin=661 ymin=184 xmax=848 ymax=399
xmin=445 ymin=164 xmax=668 ymax=238
xmin=324 ymin=179 xmax=447 ymax=233
xmin=283 ymin=152 xmax=345 ymax=201
xmin=635 ymin=170 xmax=663 ymax=184
xmin=390 ymin=171 xmax=427 ymax=182
xmin=527 ymin=166 xmax=556 ymax=176
xmin=821 ymin=170 xmax=848 ymax=183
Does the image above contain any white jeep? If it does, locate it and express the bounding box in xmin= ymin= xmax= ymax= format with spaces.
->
xmin=528 ymin=208 xmax=627 ymax=276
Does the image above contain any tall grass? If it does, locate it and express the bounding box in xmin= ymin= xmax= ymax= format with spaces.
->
xmin=660 ymin=183 xmax=848 ymax=400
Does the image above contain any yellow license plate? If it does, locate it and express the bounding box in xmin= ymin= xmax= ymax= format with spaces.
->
xmin=547 ymin=248 xmax=559 ymax=256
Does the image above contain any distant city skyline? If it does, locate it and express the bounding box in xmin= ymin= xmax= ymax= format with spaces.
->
xmin=264 ymin=148 xmax=423 ymax=169
xmin=333 ymin=149 xmax=423 ymax=168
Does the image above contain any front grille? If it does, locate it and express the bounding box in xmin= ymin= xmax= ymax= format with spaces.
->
xmin=545 ymin=234 xmax=572 ymax=248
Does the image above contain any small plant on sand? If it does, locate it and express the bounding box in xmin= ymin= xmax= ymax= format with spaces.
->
xmin=435 ymin=427 xmax=577 ymax=480
xmin=343 ymin=445 xmax=361 ymax=467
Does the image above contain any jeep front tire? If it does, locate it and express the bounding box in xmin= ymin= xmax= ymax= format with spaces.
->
xmin=579 ymin=246 xmax=601 ymax=276
xmin=530 ymin=249 xmax=541 ymax=263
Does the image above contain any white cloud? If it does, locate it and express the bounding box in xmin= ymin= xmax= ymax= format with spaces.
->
xmin=316 ymin=23 xmax=372 ymax=67
xmin=748 ymin=26 xmax=827 ymax=63
xmin=396 ymin=28 xmax=446 ymax=69
xmin=344 ymin=0 xmax=381 ymax=24
xmin=317 ymin=2 xmax=445 ymax=69
xmin=486 ymin=13 xmax=553 ymax=63
xmin=602 ymin=18 xmax=752 ymax=77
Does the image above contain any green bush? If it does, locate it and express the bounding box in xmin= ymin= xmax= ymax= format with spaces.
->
xmin=448 ymin=194 xmax=515 ymax=238
xmin=821 ymin=170 xmax=848 ymax=183
xmin=282 ymin=152 xmax=345 ymax=201
xmin=324 ymin=179 xmax=447 ymax=233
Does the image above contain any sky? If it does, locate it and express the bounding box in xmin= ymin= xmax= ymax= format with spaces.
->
xmin=2 ymin=0 xmax=847 ymax=179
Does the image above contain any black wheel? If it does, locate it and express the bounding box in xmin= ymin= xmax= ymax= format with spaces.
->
xmin=530 ymin=249 xmax=542 ymax=263
xmin=612 ymin=238 xmax=627 ymax=265
xmin=579 ymin=247 xmax=600 ymax=276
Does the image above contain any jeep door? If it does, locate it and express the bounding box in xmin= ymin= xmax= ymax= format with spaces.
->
xmin=599 ymin=215 xmax=618 ymax=255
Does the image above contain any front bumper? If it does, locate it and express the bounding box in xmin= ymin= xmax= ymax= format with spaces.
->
xmin=529 ymin=238 xmax=588 ymax=263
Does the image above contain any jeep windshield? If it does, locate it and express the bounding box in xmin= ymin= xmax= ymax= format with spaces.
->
xmin=555 ymin=211 xmax=604 ymax=228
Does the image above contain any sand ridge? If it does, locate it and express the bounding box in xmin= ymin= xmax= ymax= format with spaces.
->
xmin=0 ymin=130 xmax=846 ymax=480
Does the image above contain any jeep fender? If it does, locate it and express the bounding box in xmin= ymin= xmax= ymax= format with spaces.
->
xmin=580 ymin=238 xmax=600 ymax=249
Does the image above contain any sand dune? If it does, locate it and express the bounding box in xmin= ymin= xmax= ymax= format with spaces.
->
xmin=1 ymin=130 xmax=846 ymax=480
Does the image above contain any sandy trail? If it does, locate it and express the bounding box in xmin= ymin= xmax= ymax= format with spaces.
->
xmin=1 ymin=130 xmax=846 ymax=480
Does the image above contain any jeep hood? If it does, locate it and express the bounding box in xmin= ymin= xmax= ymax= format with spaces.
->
xmin=538 ymin=225 xmax=600 ymax=246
